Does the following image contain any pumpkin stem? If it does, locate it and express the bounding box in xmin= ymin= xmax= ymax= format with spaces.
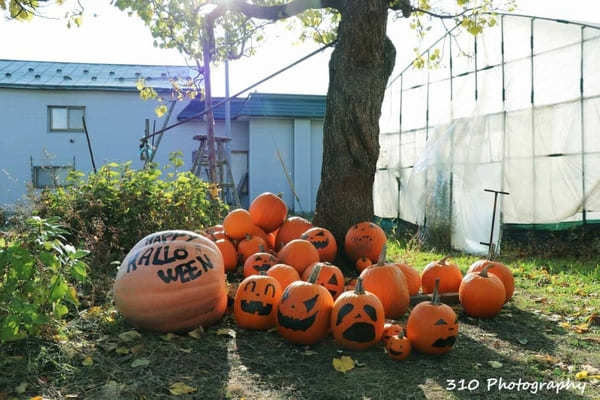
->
xmin=354 ymin=277 xmax=365 ymax=295
xmin=398 ymin=327 xmax=405 ymax=339
xmin=431 ymin=278 xmax=441 ymax=305
xmin=258 ymin=244 xmax=265 ymax=253
xmin=259 ymin=270 xmax=267 ymax=276
xmin=376 ymin=244 xmax=387 ymax=266
xmin=307 ymin=263 xmax=322 ymax=284
xmin=245 ymin=234 xmax=251 ymax=241
xmin=277 ymin=192 xmax=283 ymax=198
xmin=480 ymin=264 xmax=492 ymax=278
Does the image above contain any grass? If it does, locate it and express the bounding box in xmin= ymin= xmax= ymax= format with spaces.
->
xmin=1 ymin=240 xmax=599 ymax=400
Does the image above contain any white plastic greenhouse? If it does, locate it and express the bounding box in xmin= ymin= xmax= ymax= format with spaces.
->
xmin=375 ymin=13 xmax=600 ymax=254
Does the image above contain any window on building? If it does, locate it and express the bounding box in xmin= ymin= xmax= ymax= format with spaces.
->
xmin=32 ymin=165 xmax=73 ymax=188
xmin=48 ymin=106 xmax=85 ymax=132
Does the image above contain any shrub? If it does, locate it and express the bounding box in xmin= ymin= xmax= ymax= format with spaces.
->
xmin=0 ymin=216 xmax=88 ymax=342
xmin=34 ymin=154 xmax=228 ymax=276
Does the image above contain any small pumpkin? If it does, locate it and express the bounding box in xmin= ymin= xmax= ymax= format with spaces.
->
xmin=276 ymin=264 xmax=334 ymax=345
xmin=275 ymin=216 xmax=313 ymax=251
xmin=277 ymin=239 xmax=320 ymax=275
xmin=359 ymin=246 xmax=410 ymax=319
xmin=344 ymin=222 xmax=387 ymax=262
xmin=386 ymin=332 xmax=411 ymax=360
xmin=382 ymin=322 xmax=403 ymax=343
xmin=234 ymin=273 xmax=282 ymax=330
xmin=223 ymin=209 xmax=255 ymax=240
xmin=459 ymin=265 xmax=506 ymax=318
xmin=238 ymin=235 xmax=268 ymax=263
xmin=300 ymin=227 xmax=337 ymax=263
xmin=215 ymin=238 xmax=238 ymax=273
xmin=301 ymin=262 xmax=345 ymax=300
xmin=421 ymin=256 xmax=463 ymax=294
xmin=355 ymin=256 xmax=373 ymax=273
xmin=467 ymin=260 xmax=514 ymax=303
xmin=249 ymin=192 xmax=288 ymax=233
xmin=406 ymin=279 xmax=458 ymax=355
xmin=267 ymin=263 xmax=301 ymax=290
xmin=243 ymin=251 xmax=278 ymax=277
xmin=395 ymin=263 xmax=421 ymax=296
xmin=331 ymin=277 xmax=385 ymax=350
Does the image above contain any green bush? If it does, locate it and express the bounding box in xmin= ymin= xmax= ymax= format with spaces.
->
xmin=34 ymin=154 xmax=228 ymax=275
xmin=0 ymin=216 xmax=88 ymax=342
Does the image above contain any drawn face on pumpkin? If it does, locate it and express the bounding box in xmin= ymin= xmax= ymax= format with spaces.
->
xmin=301 ymin=228 xmax=338 ymax=263
xmin=344 ymin=222 xmax=386 ymax=262
xmin=243 ymin=253 xmax=278 ymax=277
xmin=315 ymin=264 xmax=344 ymax=299
xmin=386 ymin=335 xmax=411 ymax=360
xmin=277 ymin=285 xmax=321 ymax=331
xmin=234 ymin=275 xmax=281 ymax=330
xmin=334 ymin=301 xmax=382 ymax=344
xmin=430 ymin=315 xmax=458 ymax=349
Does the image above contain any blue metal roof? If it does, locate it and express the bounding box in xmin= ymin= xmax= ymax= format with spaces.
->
xmin=177 ymin=92 xmax=327 ymax=120
xmin=0 ymin=59 xmax=198 ymax=91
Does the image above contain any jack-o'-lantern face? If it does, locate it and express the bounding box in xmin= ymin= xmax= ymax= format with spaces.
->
xmin=301 ymin=227 xmax=338 ymax=263
xmin=382 ymin=323 xmax=403 ymax=343
xmin=406 ymin=301 xmax=459 ymax=355
xmin=301 ymin=262 xmax=345 ymax=300
xmin=386 ymin=334 xmax=411 ymax=360
xmin=234 ymin=275 xmax=281 ymax=330
xmin=276 ymin=278 xmax=334 ymax=345
xmin=243 ymin=252 xmax=278 ymax=277
xmin=344 ymin=222 xmax=387 ymax=262
xmin=429 ymin=315 xmax=459 ymax=349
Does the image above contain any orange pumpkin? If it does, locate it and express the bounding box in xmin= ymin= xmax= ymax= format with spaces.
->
xmin=275 ymin=216 xmax=313 ymax=251
xmin=248 ymin=225 xmax=271 ymax=248
xmin=234 ymin=273 xmax=282 ymax=330
xmin=300 ymin=227 xmax=337 ymax=263
xmin=203 ymin=225 xmax=223 ymax=238
xmin=114 ymin=230 xmax=227 ymax=332
xmin=243 ymin=251 xmax=278 ymax=277
xmin=267 ymin=230 xmax=278 ymax=249
xmin=301 ymin=262 xmax=345 ymax=300
xmin=421 ymin=256 xmax=463 ymax=294
xmin=382 ymin=322 xmax=403 ymax=343
xmin=276 ymin=264 xmax=334 ymax=345
xmin=459 ymin=265 xmax=506 ymax=318
xmin=344 ymin=222 xmax=386 ymax=262
xmin=331 ymin=277 xmax=385 ymax=350
xmin=355 ymin=256 xmax=373 ymax=273
xmin=223 ymin=209 xmax=255 ymax=240
xmin=237 ymin=235 xmax=268 ymax=263
xmin=395 ymin=263 xmax=421 ymax=296
xmin=210 ymin=230 xmax=227 ymax=241
xmin=406 ymin=279 xmax=458 ymax=355
xmin=215 ymin=238 xmax=238 ymax=273
xmin=277 ymin=239 xmax=320 ymax=275
xmin=386 ymin=332 xmax=411 ymax=360
xmin=266 ymin=263 xmax=301 ymax=290
xmin=359 ymin=248 xmax=409 ymax=319
xmin=249 ymin=192 xmax=288 ymax=233
xmin=467 ymin=260 xmax=514 ymax=303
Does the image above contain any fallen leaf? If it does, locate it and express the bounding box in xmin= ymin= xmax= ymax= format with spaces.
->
xmin=574 ymin=323 xmax=590 ymax=334
xmin=162 ymin=333 xmax=179 ymax=341
xmin=30 ymin=396 xmax=43 ymax=400
xmin=488 ymin=361 xmax=503 ymax=369
xmin=333 ymin=356 xmax=355 ymax=373
xmin=575 ymin=288 xmax=586 ymax=296
xmin=131 ymin=358 xmax=150 ymax=368
xmin=559 ymin=322 xmax=570 ymax=329
xmin=118 ymin=330 xmax=142 ymax=342
xmin=16 ymin=382 xmax=28 ymax=394
xmin=82 ymin=356 xmax=93 ymax=366
xmin=85 ymin=306 xmax=103 ymax=317
xmin=169 ymin=382 xmax=197 ymax=395
xmin=115 ymin=347 xmax=130 ymax=355
xmin=216 ymin=328 xmax=236 ymax=338
xmin=576 ymin=370 xmax=589 ymax=381
xmin=188 ymin=327 xmax=204 ymax=339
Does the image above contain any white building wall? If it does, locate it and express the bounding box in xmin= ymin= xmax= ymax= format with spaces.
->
xmin=310 ymin=120 xmax=324 ymax=212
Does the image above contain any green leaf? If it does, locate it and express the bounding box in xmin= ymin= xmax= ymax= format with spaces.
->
xmin=50 ymin=280 xmax=69 ymax=302
xmin=54 ymin=303 xmax=69 ymax=318
xmin=71 ymin=260 xmax=87 ymax=282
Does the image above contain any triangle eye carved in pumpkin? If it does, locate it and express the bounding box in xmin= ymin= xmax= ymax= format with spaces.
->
xmin=328 ymin=274 xmax=338 ymax=285
xmin=336 ymin=303 xmax=354 ymax=326
xmin=434 ymin=318 xmax=448 ymax=326
xmin=315 ymin=231 xmax=326 ymax=237
xmin=303 ymin=294 xmax=319 ymax=312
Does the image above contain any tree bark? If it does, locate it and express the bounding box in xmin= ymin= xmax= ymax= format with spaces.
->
xmin=312 ymin=0 xmax=396 ymax=259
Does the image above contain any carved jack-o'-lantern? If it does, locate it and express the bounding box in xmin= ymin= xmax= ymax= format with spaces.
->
xmin=406 ymin=279 xmax=459 ymax=355
xmin=386 ymin=332 xmax=411 ymax=361
xmin=300 ymin=227 xmax=338 ymax=263
xmin=382 ymin=322 xmax=403 ymax=343
xmin=331 ymin=277 xmax=385 ymax=350
xmin=114 ymin=230 xmax=227 ymax=332
xmin=344 ymin=222 xmax=387 ymax=262
xmin=234 ymin=274 xmax=282 ymax=330
xmin=243 ymin=252 xmax=278 ymax=277
xmin=301 ymin=262 xmax=345 ymax=300
xmin=276 ymin=264 xmax=334 ymax=345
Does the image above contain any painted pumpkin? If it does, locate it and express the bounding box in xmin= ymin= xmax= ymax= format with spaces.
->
xmin=237 ymin=235 xmax=268 ymax=263
xmin=234 ymin=273 xmax=282 ymax=330
xmin=382 ymin=323 xmax=403 ymax=343
xmin=301 ymin=262 xmax=345 ymax=300
xmin=344 ymin=222 xmax=386 ymax=262
xmin=243 ymin=251 xmax=278 ymax=277
xmin=114 ymin=230 xmax=227 ymax=332
xmin=459 ymin=265 xmax=506 ymax=318
xmin=215 ymin=238 xmax=238 ymax=273
xmin=386 ymin=332 xmax=411 ymax=360
xmin=359 ymin=247 xmax=410 ymax=319
xmin=267 ymin=263 xmax=301 ymax=290
xmin=467 ymin=260 xmax=514 ymax=303
xmin=355 ymin=256 xmax=373 ymax=273
xmin=275 ymin=216 xmax=313 ymax=251
xmin=249 ymin=192 xmax=288 ymax=233
xmin=406 ymin=279 xmax=458 ymax=355
xmin=395 ymin=263 xmax=421 ymax=296
xmin=331 ymin=277 xmax=385 ymax=350
xmin=300 ymin=227 xmax=337 ymax=263
xmin=276 ymin=264 xmax=334 ymax=345
xmin=223 ymin=209 xmax=255 ymax=240
xmin=421 ymin=256 xmax=463 ymax=294
xmin=277 ymin=239 xmax=320 ymax=275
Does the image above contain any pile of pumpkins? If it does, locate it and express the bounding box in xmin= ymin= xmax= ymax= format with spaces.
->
xmin=113 ymin=192 xmax=515 ymax=361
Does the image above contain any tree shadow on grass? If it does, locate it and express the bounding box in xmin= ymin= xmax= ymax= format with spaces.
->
xmin=236 ymin=325 xmax=590 ymax=400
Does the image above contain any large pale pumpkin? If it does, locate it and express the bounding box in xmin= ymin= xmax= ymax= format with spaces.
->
xmin=114 ymin=230 xmax=227 ymax=332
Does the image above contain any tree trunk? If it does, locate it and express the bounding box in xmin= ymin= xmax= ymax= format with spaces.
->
xmin=313 ymin=0 xmax=395 ymax=260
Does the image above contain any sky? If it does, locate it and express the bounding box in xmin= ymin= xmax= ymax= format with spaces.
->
xmin=1 ymin=0 xmax=600 ymax=97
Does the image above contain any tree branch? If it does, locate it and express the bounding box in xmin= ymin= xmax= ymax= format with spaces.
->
xmin=389 ymin=0 xmax=478 ymax=19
